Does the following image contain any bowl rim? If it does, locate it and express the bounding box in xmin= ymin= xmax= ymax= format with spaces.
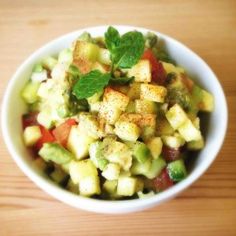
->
xmin=1 ymin=25 xmax=228 ymax=214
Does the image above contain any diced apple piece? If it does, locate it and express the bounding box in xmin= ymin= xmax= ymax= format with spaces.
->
xmin=146 ymin=137 xmax=163 ymax=159
xmin=127 ymin=59 xmax=151 ymax=83
xmin=166 ymin=104 xmax=188 ymax=130
xmin=67 ymin=126 xmax=95 ymax=160
xmin=103 ymin=87 xmax=130 ymax=111
xmin=114 ymin=121 xmax=141 ymax=142
xmin=23 ymin=125 xmax=42 ymax=146
xmin=140 ymin=84 xmax=167 ymax=103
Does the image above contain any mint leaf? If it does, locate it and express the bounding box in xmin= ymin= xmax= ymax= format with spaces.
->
xmin=109 ymin=76 xmax=134 ymax=85
xmin=105 ymin=26 xmax=121 ymax=52
xmin=72 ymin=70 xmax=111 ymax=99
xmin=105 ymin=27 xmax=145 ymax=69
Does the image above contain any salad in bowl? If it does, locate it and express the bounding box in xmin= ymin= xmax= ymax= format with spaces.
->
xmin=21 ymin=26 xmax=214 ymax=200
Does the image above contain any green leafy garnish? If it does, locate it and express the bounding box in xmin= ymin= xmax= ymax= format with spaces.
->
xmin=105 ymin=26 xmax=145 ymax=69
xmin=72 ymin=70 xmax=111 ymax=99
xmin=109 ymin=76 xmax=134 ymax=85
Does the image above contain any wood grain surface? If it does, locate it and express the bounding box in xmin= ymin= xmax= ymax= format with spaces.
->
xmin=0 ymin=0 xmax=236 ymax=235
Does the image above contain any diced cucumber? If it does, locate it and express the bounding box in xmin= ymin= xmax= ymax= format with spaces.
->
xmin=133 ymin=141 xmax=150 ymax=164
xmin=117 ymin=176 xmax=138 ymax=196
xmin=69 ymin=159 xmax=98 ymax=184
xmin=39 ymin=143 xmax=73 ymax=165
xmin=146 ymin=137 xmax=163 ymax=159
xmin=178 ymin=119 xmax=201 ymax=142
xmin=98 ymin=159 xmax=109 ymax=171
xmin=31 ymin=70 xmax=47 ymax=83
xmin=23 ymin=125 xmax=41 ymax=146
xmin=103 ymin=180 xmax=118 ymax=195
xmin=114 ymin=121 xmax=140 ymax=142
xmin=37 ymin=110 xmax=54 ymax=129
xmin=187 ymin=136 xmax=204 ymax=150
xmin=33 ymin=63 xmax=43 ymax=73
xmin=167 ymin=159 xmax=187 ymax=181
xmin=89 ymin=141 xmax=105 ymax=169
xmin=145 ymin=158 xmax=166 ymax=179
xmin=131 ymin=159 xmax=151 ymax=176
xmin=42 ymin=56 xmax=57 ymax=70
xmin=50 ymin=168 xmax=68 ymax=184
xmin=21 ymin=80 xmax=40 ymax=104
xmin=102 ymin=163 xmax=121 ymax=180
xmin=67 ymin=126 xmax=95 ymax=160
xmin=162 ymin=133 xmax=185 ymax=149
xmin=135 ymin=99 xmax=158 ymax=114
xmin=58 ymin=48 xmax=72 ymax=65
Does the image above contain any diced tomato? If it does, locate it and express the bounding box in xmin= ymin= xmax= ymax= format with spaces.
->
xmin=34 ymin=126 xmax=55 ymax=151
xmin=142 ymin=49 xmax=166 ymax=85
xmin=52 ymin=119 xmax=77 ymax=147
xmin=22 ymin=112 xmax=38 ymax=129
xmin=152 ymin=168 xmax=174 ymax=192
xmin=162 ymin=145 xmax=181 ymax=162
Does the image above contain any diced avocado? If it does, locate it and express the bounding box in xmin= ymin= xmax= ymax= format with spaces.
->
xmin=50 ymin=168 xmax=68 ymax=184
xmin=97 ymin=159 xmax=109 ymax=171
xmin=135 ymin=99 xmax=158 ymax=114
xmin=145 ymin=158 xmax=166 ymax=179
xmin=42 ymin=56 xmax=57 ymax=70
xmin=166 ymin=104 xmax=188 ymax=130
xmin=103 ymin=180 xmax=118 ymax=195
xmin=73 ymin=41 xmax=100 ymax=62
xmin=23 ymin=125 xmax=42 ymax=146
xmin=131 ymin=159 xmax=152 ymax=176
xmin=133 ymin=141 xmax=150 ymax=164
xmin=141 ymin=126 xmax=156 ymax=142
xmin=39 ymin=143 xmax=73 ymax=165
xmin=140 ymin=84 xmax=167 ymax=103
xmin=156 ymin=118 xmax=175 ymax=136
xmin=89 ymin=141 xmax=106 ymax=170
xmin=178 ymin=119 xmax=201 ymax=142
xmin=102 ymin=163 xmax=121 ymax=180
xmin=69 ymin=159 xmax=98 ymax=184
xmin=103 ymin=140 xmax=132 ymax=171
xmin=67 ymin=126 xmax=95 ymax=160
xmin=33 ymin=63 xmax=44 ymax=73
xmin=187 ymin=136 xmax=204 ymax=150
xmin=127 ymin=82 xmax=141 ymax=100
xmin=125 ymin=101 xmax=136 ymax=113
xmin=146 ymin=137 xmax=163 ymax=159
xmin=162 ymin=133 xmax=185 ymax=149
xmin=167 ymin=159 xmax=187 ymax=181
xmin=127 ymin=60 xmax=151 ymax=83
xmin=114 ymin=121 xmax=141 ymax=142
xmin=21 ymin=80 xmax=40 ymax=104
xmin=117 ymin=176 xmax=139 ymax=196
xmin=58 ymin=48 xmax=72 ymax=65
xmin=66 ymin=178 xmax=79 ymax=194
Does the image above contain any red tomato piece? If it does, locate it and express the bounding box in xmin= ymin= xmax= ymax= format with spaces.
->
xmin=22 ymin=112 xmax=38 ymax=129
xmin=142 ymin=49 xmax=166 ymax=85
xmin=162 ymin=145 xmax=181 ymax=162
xmin=152 ymin=168 xmax=174 ymax=192
xmin=52 ymin=119 xmax=77 ymax=147
xmin=34 ymin=126 xmax=55 ymax=151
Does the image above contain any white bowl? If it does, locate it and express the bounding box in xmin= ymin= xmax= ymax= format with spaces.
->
xmin=1 ymin=25 xmax=228 ymax=214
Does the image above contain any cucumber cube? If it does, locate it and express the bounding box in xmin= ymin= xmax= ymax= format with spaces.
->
xmin=167 ymin=159 xmax=187 ymax=181
xmin=103 ymin=180 xmax=118 ymax=194
xmin=21 ymin=80 xmax=40 ymax=104
xmin=23 ymin=125 xmax=42 ymax=146
xmin=117 ymin=177 xmax=138 ymax=196
xmin=79 ymin=176 xmax=101 ymax=196
xmin=133 ymin=142 xmax=150 ymax=163
xmin=145 ymin=158 xmax=166 ymax=179
xmin=131 ymin=159 xmax=151 ymax=176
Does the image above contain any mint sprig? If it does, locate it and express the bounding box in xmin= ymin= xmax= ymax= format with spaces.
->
xmin=72 ymin=70 xmax=111 ymax=99
xmin=105 ymin=26 xmax=145 ymax=69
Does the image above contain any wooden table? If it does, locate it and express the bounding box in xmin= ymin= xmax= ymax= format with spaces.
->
xmin=0 ymin=0 xmax=236 ymax=235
